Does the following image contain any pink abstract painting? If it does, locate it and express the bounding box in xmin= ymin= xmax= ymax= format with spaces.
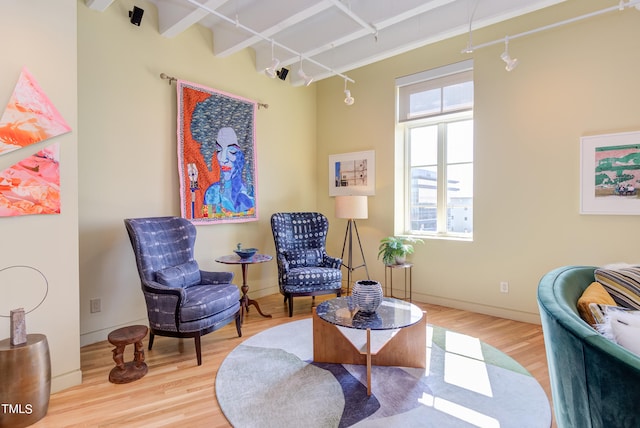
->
xmin=0 ymin=143 xmax=60 ymax=216
xmin=0 ymin=67 xmax=71 ymax=155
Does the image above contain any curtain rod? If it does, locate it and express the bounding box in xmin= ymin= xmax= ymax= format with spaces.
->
xmin=159 ymin=73 xmax=269 ymax=109
xmin=466 ymin=0 xmax=640 ymax=52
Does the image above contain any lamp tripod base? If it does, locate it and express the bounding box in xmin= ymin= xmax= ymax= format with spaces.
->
xmin=341 ymin=219 xmax=369 ymax=294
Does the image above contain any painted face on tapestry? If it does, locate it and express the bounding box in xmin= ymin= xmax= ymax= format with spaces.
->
xmin=215 ymin=127 xmax=244 ymax=181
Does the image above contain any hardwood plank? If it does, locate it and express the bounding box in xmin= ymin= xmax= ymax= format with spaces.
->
xmin=33 ymin=294 xmax=555 ymax=427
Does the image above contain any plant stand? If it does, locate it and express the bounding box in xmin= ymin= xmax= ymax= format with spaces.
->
xmin=384 ymin=262 xmax=413 ymax=302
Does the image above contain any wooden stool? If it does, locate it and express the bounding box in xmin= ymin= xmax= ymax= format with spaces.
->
xmin=107 ymin=325 xmax=148 ymax=384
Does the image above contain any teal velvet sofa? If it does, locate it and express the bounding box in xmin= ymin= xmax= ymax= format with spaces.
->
xmin=537 ymin=266 xmax=640 ymax=428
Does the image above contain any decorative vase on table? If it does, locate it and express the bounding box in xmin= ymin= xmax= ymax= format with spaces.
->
xmin=352 ymin=280 xmax=383 ymax=314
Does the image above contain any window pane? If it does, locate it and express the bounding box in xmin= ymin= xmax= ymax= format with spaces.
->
xmin=410 ymin=166 xmax=437 ymax=232
xmin=446 ymin=163 xmax=473 ymax=234
xmin=410 ymin=126 xmax=438 ymax=166
xmin=447 ymin=120 xmax=473 ymax=164
xmin=443 ymin=81 xmax=473 ymax=111
xmin=409 ymin=88 xmax=441 ymax=117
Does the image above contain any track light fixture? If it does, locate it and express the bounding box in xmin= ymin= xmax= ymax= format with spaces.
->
xmin=276 ymin=68 xmax=289 ymax=81
xmin=500 ymin=37 xmax=518 ymax=72
xmin=343 ymin=78 xmax=355 ymax=105
xmin=265 ymin=40 xmax=280 ymax=78
xmin=297 ymin=57 xmax=314 ymax=86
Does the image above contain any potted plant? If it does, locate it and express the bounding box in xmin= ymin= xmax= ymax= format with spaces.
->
xmin=377 ymin=236 xmax=423 ymax=265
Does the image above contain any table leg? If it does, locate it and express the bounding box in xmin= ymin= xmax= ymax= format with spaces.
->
xmin=239 ymin=263 xmax=272 ymax=322
xmin=366 ymin=328 xmax=372 ymax=396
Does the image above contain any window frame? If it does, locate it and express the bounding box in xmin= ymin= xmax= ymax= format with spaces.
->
xmin=396 ymin=60 xmax=474 ymax=240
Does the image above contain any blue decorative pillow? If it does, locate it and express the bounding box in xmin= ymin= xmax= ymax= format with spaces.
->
xmin=156 ymin=260 xmax=201 ymax=288
xmin=285 ymin=249 xmax=323 ymax=267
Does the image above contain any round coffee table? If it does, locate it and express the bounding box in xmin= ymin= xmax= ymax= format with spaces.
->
xmin=313 ymin=296 xmax=426 ymax=395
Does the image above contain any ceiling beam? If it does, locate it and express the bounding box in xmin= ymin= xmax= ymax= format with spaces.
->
xmin=212 ymin=0 xmax=334 ymax=57
xmin=158 ymin=0 xmax=227 ymax=38
xmin=84 ymin=0 xmax=114 ymax=12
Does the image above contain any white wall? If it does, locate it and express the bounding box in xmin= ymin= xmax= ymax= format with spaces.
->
xmin=0 ymin=1 xmax=81 ymax=392
xmin=316 ymin=0 xmax=640 ymax=323
xmin=77 ymin=0 xmax=318 ymax=345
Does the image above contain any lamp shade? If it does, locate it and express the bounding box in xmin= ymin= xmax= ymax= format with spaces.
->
xmin=335 ymin=195 xmax=368 ymax=219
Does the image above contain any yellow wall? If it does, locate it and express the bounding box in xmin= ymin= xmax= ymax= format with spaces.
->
xmin=77 ymin=0 xmax=316 ymax=345
xmin=0 ymin=0 xmax=80 ymax=392
xmin=317 ymin=0 xmax=640 ymax=322
xmin=2 ymin=0 xmax=638 ymax=394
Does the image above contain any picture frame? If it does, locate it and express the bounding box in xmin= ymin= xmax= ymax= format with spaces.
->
xmin=328 ymin=150 xmax=375 ymax=196
xmin=580 ymin=130 xmax=640 ymax=215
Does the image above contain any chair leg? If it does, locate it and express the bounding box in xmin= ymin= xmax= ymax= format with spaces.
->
xmin=235 ymin=311 xmax=242 ymax=337
xmin=194 ymin=333 xmax=202 ymax=366
xmin=148 ymin=332 xmax=155 ymax=350
xmin=288 ymin=295 xmax=294 ymax=317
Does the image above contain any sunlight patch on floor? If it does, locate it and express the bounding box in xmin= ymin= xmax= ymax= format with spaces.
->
xmin=443 ymin=330 xmax=493 ymax=397
xmin=418 ymin=392 xmax=500 ymax=428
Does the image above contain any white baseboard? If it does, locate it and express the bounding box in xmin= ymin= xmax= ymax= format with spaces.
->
xmin=80 ymin=318 xmax=149 ymax=347
xmin=411 ymin=291 xmax=542 ymax=325
xmin=51 ymin=369 xmax=83 ymax=394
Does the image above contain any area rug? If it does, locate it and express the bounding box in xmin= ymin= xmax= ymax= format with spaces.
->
xmin=216 ymin=319 xmax=551 ymax=428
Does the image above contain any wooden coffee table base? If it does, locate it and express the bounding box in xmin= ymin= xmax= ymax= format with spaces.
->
xmin=312 ymin=308 xmax=426 ymax=395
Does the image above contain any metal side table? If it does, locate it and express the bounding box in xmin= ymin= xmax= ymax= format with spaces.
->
xmin=384 ymin=262 xmax=413 ymax=302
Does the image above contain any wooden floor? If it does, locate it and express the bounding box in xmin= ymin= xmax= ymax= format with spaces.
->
xmin=34 ymin=294 xmax=555 ymax=427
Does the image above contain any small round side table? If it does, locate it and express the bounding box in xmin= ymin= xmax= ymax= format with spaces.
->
xmin=0 ymin=334 xmax=50 ymax=427
xmin=107 ymin=325 xmax=148 ymax=384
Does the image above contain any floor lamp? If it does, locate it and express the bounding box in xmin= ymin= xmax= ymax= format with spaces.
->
xmin=335 ymin=195 xmax=370 ymax=294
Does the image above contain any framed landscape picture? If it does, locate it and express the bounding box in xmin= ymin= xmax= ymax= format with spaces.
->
xmin=580 ymin=131 xmax=640 ymax=215
xmin=328 ymin=150 xmax=375 ymax=196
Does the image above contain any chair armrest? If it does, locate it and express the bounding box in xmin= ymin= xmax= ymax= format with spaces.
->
xmin=142 ymin=279 xmax=186 ymax=299
xmin=276 ymin=254 xmax=290 ymax=272
xmin=322 ymin=254 xmax=342 ymax=269
xmin=200 ymin=270 xmax=235 ymax=284
xmin=141 ymin=280 xmax=185 ymax=330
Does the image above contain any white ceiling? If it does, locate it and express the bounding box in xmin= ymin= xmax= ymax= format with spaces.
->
xmin=85 ymin=0 xmax=567 ymax=85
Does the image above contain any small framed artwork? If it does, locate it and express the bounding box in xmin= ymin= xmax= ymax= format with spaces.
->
xmin=580 ymin=131 xmax=640 ymax=215
xmin=328 ymin=150 xmax=375 ymax=196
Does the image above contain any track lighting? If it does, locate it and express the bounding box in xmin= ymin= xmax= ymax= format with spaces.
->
xmin=276 ymin=68 xmax=288 ymax=81
xmin=343 ymin=78 xmax=354 ymax=105
xmin=500 ymin=37 xmax=518 ymax=72
xmin=298 ymin=57 xmax=314 ymax=86
xmin=344 ymin=90 xmax=355 ymax=106
xmin=265 ymin=40 xmax=280 ymax=78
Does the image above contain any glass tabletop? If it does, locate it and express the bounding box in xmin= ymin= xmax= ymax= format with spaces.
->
xmin=316 ymin=297 xmax=423 ymax=330
xmin=215 ymin=254 xmax=272 ymax=264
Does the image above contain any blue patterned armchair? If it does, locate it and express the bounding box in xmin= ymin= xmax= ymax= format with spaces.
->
xmin=271 ymin=212 xmax=342 ymax=316
xmin=124 ymin=216 xmax=241 ymax=365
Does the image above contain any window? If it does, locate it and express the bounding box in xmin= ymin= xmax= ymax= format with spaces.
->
xmin=396 ymin=61 xmax=473 ymax=239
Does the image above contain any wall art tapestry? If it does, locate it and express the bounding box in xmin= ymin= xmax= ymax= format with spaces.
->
xmin=177 ymin=80 xmax=258 ymax=224
xmin=0 ymin=67 xmax=71 ymax=156
xmin=0 ymin=143 xmax=60 ymax=217
xmin=580 ymin=131 xmax=640 ymax=215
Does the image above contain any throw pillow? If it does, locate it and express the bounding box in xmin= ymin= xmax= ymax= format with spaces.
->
xmin=156 ymin=260 xmax=201 ymax=288
xmin=577 ymin=282 xmax=617 ymax=327
xmin=597 ymin=306 xmax=640 ymax=356
xmin=594 ymin=265 xmax=640 ymax=310
xmin=285 ymin=248 xmax=324 ymax=267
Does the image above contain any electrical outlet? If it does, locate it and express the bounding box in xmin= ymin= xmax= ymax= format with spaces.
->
xmin=90 ymin=298 xmax=101 ymax=313
xmin=500 ymin=282 xmax=509 ymax=293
